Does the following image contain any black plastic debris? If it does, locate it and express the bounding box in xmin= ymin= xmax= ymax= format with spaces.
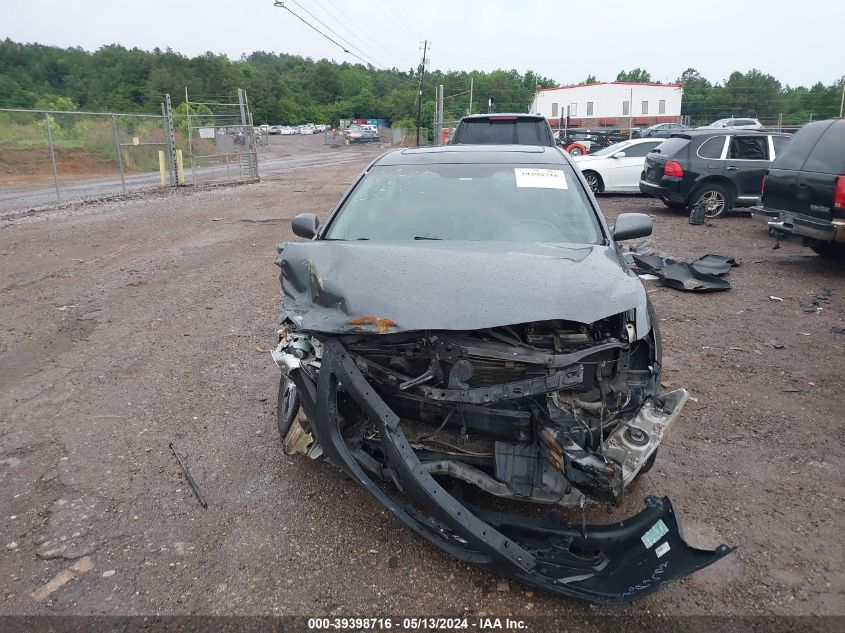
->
xmin=803 ymin=288 xmax=833 ymax=313
xmin=689 ymin=202 xmax=706 ymax=225
xmin=690 ymin=254 xmax=741 ymax=276
xmin=631 ymin=254 xmax=733 ymax=292
xmin=832 ymin=327 xmax=845 ymax=335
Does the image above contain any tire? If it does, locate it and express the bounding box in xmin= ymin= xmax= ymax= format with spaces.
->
xmin=810 ymin=242 xmax=845 ymax=258
xmin=566 ymin=143 xmax=588 ymax=156
xmin=690 ymin=183 xmax=732 ymax=219
xmin=659 ymin=196 xmax=686 ymax=210
xmin=583 ymin=170 xmax=603 ymax=194
xmin=276 ymin=375 xmax=300 ymax=441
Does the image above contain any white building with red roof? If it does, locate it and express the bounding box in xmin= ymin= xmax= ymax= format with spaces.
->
xmin=528 ymin=81 xmax=684 ymax=129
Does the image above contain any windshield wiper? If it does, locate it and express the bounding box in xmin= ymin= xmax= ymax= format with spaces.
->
xmin=414 ymin=236 xmax=442 ymax=240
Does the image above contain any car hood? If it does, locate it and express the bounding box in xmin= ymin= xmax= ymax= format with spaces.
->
xmin=276 ymin=241 xmax=649 ymax=334
xmin=572 ymin=154 xmax=603 ymax=163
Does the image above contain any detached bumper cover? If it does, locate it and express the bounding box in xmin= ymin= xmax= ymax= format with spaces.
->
xmin=289 ymin=337 xmax=732 ymax=604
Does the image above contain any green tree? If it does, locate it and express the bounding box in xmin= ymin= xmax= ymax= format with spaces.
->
xmin=616 ymin=68 xmax=653 ymax=83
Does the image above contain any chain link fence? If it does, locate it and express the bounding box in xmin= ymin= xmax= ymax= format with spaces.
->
xmin=0 ymin=89 xmax=258 ymax=215
xmin=180 ymin=90 xmax=258 ymax=186
xmin=0 ymin=108 xmax=167 ymax=215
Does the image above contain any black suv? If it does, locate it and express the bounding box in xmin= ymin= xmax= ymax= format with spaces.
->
xmin=751 ymin=118 xmax=845 ymax=257
xmin=639 ymin=129 xmax=792 ymax=218
xmin=450 ymin=113 xmax=556 ymax=146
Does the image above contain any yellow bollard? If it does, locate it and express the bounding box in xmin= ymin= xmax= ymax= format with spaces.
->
xmin=176 ymin=150 xmax=185 ymax=185
xmin=158 ymin=150 xmax=167 ymax=186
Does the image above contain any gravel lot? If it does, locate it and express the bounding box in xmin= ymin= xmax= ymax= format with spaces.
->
xmin=1 ymin=136 xmax=843 ymax=620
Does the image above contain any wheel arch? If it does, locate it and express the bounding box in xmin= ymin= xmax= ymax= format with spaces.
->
xmin=689 ymin=175 xmax=737 ymax=202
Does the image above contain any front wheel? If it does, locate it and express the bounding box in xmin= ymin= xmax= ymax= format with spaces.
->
xmin=690 ymin=183 xmax=732 ymax=219
xmin=583 ymin=171 xmax=603 ymax=194
xmin=276 ymin=375 xmax=300 ymax=441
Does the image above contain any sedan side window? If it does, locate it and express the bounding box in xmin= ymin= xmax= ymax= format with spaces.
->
xmin=729 ymin=136 xmax=769 ymax=160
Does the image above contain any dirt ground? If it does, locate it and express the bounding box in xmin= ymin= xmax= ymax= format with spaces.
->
xmin=1 ymin=136 xmax=843 ymax=621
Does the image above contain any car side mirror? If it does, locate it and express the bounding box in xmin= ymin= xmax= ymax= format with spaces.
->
xmin=612 ymin=213 xmax=652 ymax=241
xmin=291 ymin=213 xmax=320 ymax=239
xmin=613 ymin=151 xmax=627 ymax=159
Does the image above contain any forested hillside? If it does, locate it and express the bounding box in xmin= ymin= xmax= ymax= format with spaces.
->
xmin=1 ymin=39 xmax=842 ymax=126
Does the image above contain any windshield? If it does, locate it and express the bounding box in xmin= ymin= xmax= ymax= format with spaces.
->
xmin=323 ymin=163 xmax=601 ymax=244
xmin=591 ymin=142 xmax=628 ymax=156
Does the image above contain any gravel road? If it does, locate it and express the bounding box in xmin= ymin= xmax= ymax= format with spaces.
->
xmin=1 ymin=143 xmax=843 ymax=621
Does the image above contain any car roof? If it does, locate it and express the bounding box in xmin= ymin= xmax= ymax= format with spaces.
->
xmin=459 ymin=113 xmax=547 ymax=121
xmin=374 ymin=145 xmax=569 ymax=165
xmin=676 ymin=129 xmax=784 ymax=138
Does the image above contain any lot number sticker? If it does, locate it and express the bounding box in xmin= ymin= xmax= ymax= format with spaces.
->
xmin=514 ymin=168 xmax=568 ymax=189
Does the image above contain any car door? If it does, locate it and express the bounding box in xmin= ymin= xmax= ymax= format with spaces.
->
xmin=725 ymin=135 xmax=770 ymax=200
xmin=605 ymin=141 xmax=663 ymax=190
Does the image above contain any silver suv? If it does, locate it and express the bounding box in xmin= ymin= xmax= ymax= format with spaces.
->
xmin=699 ymin=118 xmax=763 ymax=130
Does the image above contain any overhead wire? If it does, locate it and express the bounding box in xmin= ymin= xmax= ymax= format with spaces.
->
xmin=274 ymin=1 xmax=421 ymax=88
xmin=374 ymin=0 xmax=420 ymax=41
xmin=382 ymin=0 xmax=422 ymax=39
xmin=288 ymin=0 xmax=392 ymax=70
xmin=317 ymin=0 xmax=416 ymax=71
xmin=273 ymin=1 xmax=377 ymax=68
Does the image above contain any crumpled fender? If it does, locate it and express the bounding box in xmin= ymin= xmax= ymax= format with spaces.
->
xmin=288 ymin=337 xmax=733 ymax=604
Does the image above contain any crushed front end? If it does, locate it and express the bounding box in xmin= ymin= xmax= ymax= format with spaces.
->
xmin=272 ymin=315 xmax=732 ymax=603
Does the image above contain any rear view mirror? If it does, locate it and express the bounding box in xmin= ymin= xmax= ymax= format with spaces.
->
xmin=292 ymin=213 xmax=320 ymax=239
xmin=612 ymin=213 xmax=652 ymax=241
xmin=613 ymin=151 xmax=627 ymax=159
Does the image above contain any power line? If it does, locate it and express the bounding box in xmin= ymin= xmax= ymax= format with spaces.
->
xmin=272 ymin=1 xmax=380 ymax=69
xmin=288 ymin=0 xmax=391 ymax=70
xmin=383 ymin=0 xmax=421 ymax=38
xmin=375 ymin=0 xmax=419 ymax=41
xmin=318 ymin=0 xmax=415 ymax=70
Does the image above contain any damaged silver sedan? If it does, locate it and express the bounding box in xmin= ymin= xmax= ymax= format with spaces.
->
xmin=272 ymin=145 xmax=731 ymax=603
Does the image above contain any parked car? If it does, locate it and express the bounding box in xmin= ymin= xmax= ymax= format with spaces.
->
xmin=641 ymin=123 xmax=691 ymax=138
xmin=751 ymin=118 xmax=845 ymax=257
xmin=450 ymin=113 xmax=556 ymax=146
xmin=279 ymin=126 xmax=297 ymax=135
xmin=573 ymin=138 xmax=666 ymax=193
xmin=268 ymin=125 xmax=282 ymax=135
xmin=698 ymin=118 xmax=763 ymax=130
xmin=344 ymin=124 xmax=378 ymax=143
xmin=272 ymin=144 xmax=730 ymax=603
xmin=639 ymin=129 xmax=792 ymax=218
xmin=556 ymin=128 xmax=640 ymax=155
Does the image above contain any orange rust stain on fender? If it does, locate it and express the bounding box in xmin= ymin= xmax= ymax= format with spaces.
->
xmin=347 ymin=316 xmax=397 ymax=333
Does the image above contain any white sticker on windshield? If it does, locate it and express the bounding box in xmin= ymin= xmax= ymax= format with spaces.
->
xmin=514 ymin=168 xmax=568 ymax=189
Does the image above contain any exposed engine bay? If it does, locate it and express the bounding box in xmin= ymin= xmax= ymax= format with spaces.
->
xmin=272 ymin=311 xmax=731 ymax=603
xmin=276 ymin=315 xmax=684 ymax=507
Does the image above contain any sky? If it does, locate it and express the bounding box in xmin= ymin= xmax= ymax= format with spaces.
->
xmin=3 ymin=0 xmax=842 ymax=88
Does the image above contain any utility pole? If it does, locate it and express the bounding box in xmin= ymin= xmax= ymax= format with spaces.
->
xmin=468 ymin=77 xmax=473 ymax=116
xmin=840 ymin=80 xmax=844 ymax=118
xmin=415 ymin=39 xmax=428 ymax=147
xmin=435 ymin=84 xmax=444 ymax=146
